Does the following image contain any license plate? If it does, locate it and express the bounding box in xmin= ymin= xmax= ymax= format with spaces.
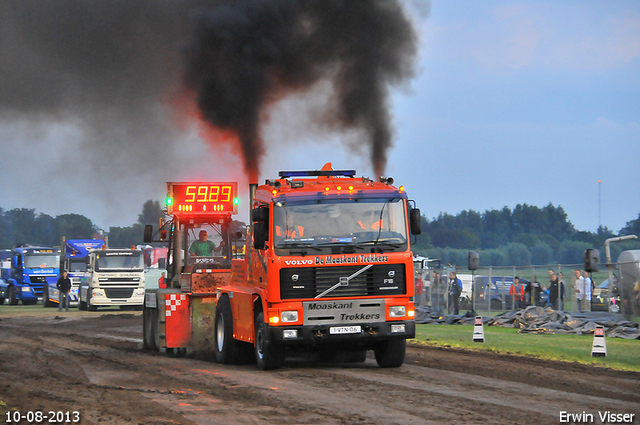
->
xmin=330 ymin=325 xmax=362 ymax=335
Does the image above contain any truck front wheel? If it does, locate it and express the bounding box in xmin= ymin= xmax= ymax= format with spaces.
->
xmin=87 ymin=292 xmax=97 ymax=311
xmin=143 ymin=305 xmax=158 ymax=351
xmin=78 ymin=288 xmax=87 ymax=310
xmin=374 ymin=338 xmax=406 ymax=368
xmin=43 ymin=286 xmax=54 ymax=308
xmin=8 ymin=286 xmax=18 ymax=305
xmin=255 ymin=311 xmax=285 ymax=370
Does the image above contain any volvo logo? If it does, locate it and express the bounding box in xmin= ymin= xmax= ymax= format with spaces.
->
xmin=292 ymin=274 xmax=299 ymax=282
xmin=388 ymin=270 xmax=395 ymax=277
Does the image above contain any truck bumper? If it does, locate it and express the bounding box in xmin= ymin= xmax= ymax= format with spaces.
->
xmin=91 ymin=293 xmax=145 ymax=306
xmin=268 ymin=320 xmax=415 ymax=347
xmin=18 ymin=287 xmax=39 ymax=301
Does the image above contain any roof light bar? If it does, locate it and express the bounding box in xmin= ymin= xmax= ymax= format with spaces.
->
xmin=278 ymin=169 xmax=356 ymax=178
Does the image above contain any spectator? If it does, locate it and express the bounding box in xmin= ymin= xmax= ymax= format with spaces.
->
xmin=56 ymin=270 xmax=71 ymax=312
xmin=583 ymin=270 xmax=593 ymax=312
xmin=509 ymin=276 xmax=524 ymax=309
xmin=431 ymin=272 xmax=441 ymax=313
xmin=558 ymin=272 xmax=566 ymax=311
xmin=573 ymin=269 xmax=585 ymax=312
xmin=448 ymin=271 xmax=462 ymax=315
xmin=548 ymin=273 xmax=559 ymax=310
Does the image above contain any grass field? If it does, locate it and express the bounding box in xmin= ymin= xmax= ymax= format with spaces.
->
xmin=413 ymin=323 xmax=640 ymax=372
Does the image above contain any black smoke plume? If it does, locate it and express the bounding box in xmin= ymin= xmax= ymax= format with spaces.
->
xmin=0 ymin=0 xmax=417 ymax=226
xmin=182 ymin=0 xmax=417 ymax=181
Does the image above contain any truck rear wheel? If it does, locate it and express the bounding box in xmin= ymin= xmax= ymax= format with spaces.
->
xmin=255 ymin=311 xmax=285 ymax=370
xmin=214 ymin=296 xmax=249 ymax=365
xmin=8 ymin=286 xmax=18 ymax=306
xmin=374 ymin=338 xmax=406 ymax=368
xmin=0 ymin=297 xmax=4 ymax=305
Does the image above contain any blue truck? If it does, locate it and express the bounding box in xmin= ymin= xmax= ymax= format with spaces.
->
xmin=0 ymin=246 xmax=60 ymax=305
xmin=43 ymin=238 xmax=106 ymax=308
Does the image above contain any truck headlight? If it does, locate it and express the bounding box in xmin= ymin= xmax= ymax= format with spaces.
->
xmin=134 ymin=289 xmax=145 ymax=296
xmin=281 ymin=311 xmax=298 ymax=323
xmin=389 ymin=306 xmax=406 ymax=317
xmin=21 ymin=286 xmax=32 ymax=293
xmin=391 ymin=324 xmax=406 ymax=333
xmin=92 ymin=289 xmax=104 ymax=297
xmin=283 ymin=330 xmax=298 ymax=339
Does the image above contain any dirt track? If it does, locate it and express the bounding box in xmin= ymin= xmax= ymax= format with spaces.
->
xmin=1 ymin=311 xmax=639 ymax=425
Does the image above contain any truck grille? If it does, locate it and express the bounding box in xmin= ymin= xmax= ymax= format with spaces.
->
xmin=29 ymin=275 xmax=55 ymax=284
xmin=98 ymin=278 xmax=140 ymax=287
xmin=280 ymin=264 xmax=406 ymax=299
xmin=105 ymin=288 xmax=134 ymax=299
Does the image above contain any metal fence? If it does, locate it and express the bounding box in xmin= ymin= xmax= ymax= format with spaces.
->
xmin=414 ymin=261 xmax=640 ymax=319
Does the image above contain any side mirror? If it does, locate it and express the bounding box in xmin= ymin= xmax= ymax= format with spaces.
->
xmin=252 ymin=207 xmax=269 ymax=222
xmin=409 ymin=208 xmax=422 ymax=235
xmin=143 ymin=225 xmax=153 ymax=243
xmin=253 ymin=222 xmax=268 ymax=250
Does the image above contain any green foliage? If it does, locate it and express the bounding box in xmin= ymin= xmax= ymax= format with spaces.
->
xmin=530 ymin=242 xmax=553 ymax=265
xmin=414 ymin=324 xmax=640 ymax=372
xmin=557 ymin=240 xmax=591 ymax=264
xmin=107 ymin=224 xmax=145 ymax=248
xmin=506 ymin=242 xmax=531 ymax=266
xmin=0 ymin=209 xmax=96 ymax=248
xmin=138 ymin=200 xmax=165 ymax=226
xmin=0 ymin=200 xmax=163 ymax=249
xmin=418 ymin=203 xmax=640 ymax=266
xmin=620 ymin=213 xmax=640 ymax=236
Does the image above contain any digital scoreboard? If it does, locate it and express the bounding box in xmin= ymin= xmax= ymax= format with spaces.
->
xmin=166 ymin=182 xmax=239 ymax=215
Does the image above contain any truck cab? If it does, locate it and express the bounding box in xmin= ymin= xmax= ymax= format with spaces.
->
xmin=5 ymin=246 xmax=60 ymax=305
xmin=143 ymin=166 xmax=421 ymax=370
xmin=43 ymin=239 xmax=106 ymax=308
xmin=79 ymin=248 xmax=146 ymax=310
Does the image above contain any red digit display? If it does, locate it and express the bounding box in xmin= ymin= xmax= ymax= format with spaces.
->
xmin=167 ymin=182 xmax=238 ymax=215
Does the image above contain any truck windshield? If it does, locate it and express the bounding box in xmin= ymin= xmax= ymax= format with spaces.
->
xmin=184 ymin=223 xmax=232 ymax=267
xmin=68 ymin=259 xmax=87 ymax=272
xmin=95 ymin=253 xmax=143 ymax=271
xmin=273 ymin=198 xmax=408 ymax=254
xmin=24 ymin=254 xmax=60 ymax=269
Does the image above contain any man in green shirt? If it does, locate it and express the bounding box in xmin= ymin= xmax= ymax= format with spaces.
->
xmin=189 ymin=230 xmax=224 ymax=257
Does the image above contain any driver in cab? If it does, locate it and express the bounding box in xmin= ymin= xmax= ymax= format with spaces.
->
xmin=276 ymin=215 xmax=304 ymax=238
xmin=358 ymin=210 xmax=383 ymax=231
xmin=189 ymin=230 xmax=224 ymax=257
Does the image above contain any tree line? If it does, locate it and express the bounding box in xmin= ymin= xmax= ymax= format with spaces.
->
xmin=413 ymin=203 xmax=640 ymax=267
xmin=1 ymin=200 xmax=639 ymax=267
xmin=0 ymin=200 xmax=165 ymax=250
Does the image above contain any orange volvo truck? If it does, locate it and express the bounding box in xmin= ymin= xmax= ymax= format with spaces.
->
xmin=143 ymin=163 xmax=422 ymax=370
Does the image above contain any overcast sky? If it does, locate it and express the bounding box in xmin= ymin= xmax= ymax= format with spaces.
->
xmin=1 ymin=1 xmax=638 ymax=233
